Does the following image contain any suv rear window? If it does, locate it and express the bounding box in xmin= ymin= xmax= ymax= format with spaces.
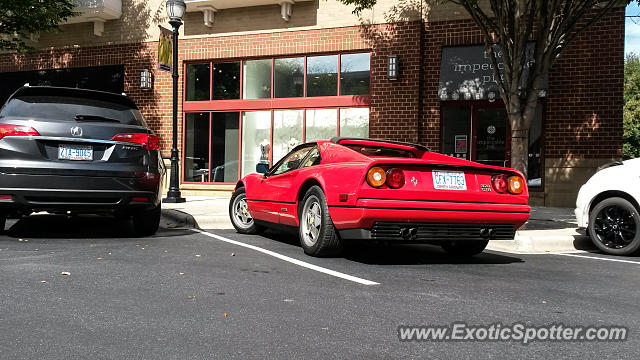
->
xmin=344 ymin=144 xmax=416 ymax=158
xmin=0 ymin=95 xmax=145 ymax=126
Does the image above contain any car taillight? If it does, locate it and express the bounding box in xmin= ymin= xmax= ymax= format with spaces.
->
xmin=366 ymin=167 xmax=386 ymax=187
xmin=386 ymin=168 xmax=405 ymax=188
xmin=507 ymin=175 xmax=524 ymax=194
xmin=0 ymin=124 xmax=40 ymax=140
xmin=492 ymin=174 xmax=508 ymax=193
xmin=111 ymin=133 xmax=160 ymax=150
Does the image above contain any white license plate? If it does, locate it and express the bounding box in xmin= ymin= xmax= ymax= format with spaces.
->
xmin=58 ymin=144 xmax=93 ymax=161
xmin=432 ymin=170 xmax=467 ymax=190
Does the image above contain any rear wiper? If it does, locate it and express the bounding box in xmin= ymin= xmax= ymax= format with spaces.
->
xmin=74 ymin=114 xmax=121 ymax=123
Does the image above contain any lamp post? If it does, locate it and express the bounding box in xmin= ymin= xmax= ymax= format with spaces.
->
xmin=163 ymin=0 xmax=186 ymax=203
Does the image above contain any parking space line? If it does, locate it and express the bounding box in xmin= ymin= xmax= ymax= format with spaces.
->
xmin=192 ymin=229 xmax=380 ymax=286
xmin=555 ymin=253 xmax=640 ymax=265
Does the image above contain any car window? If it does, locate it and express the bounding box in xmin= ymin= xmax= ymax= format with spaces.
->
xmin=270 ymin=146 xmax=313 ymax=176
xmin=343 ymin=144 xmax=416 ymax=158
xmin=301 ymin=147 xmax=321 ymax=168
xmin=0 ymin=95 xmax=145 ymax=126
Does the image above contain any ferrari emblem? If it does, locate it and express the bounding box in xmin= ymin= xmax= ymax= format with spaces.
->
xmin=411 ymin=177 xmax=418 ymax=186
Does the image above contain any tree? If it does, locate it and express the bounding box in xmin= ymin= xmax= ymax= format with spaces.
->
xmin=0 ymin=0 xmax=77 ymax=53
xmin=624 ymin=53 xmax=640 ymax=159
xmin=338 ymin=0 xmax=630 ymax=177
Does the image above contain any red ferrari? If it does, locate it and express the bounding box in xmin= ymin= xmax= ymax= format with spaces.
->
xmin=229 ymin=138 xmax=530 ymax=257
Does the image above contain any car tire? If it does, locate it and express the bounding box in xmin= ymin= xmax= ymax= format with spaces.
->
xmin=441 ymin=240 xmax=489 ymax=257
xmin=132 ymin=204 xmax=161 ymax=237
xmin=298 ymin=185 xmax=343 ymax=257
xmin=588 ymin=197 xmax=640 ymax=256
xmin=229 ymin=187 xmax=264 ymax=234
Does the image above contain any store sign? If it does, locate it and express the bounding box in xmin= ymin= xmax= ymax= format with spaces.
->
xmin=454 ymin=135 xmax=467 ymax=154
xmin=158 ymin=26 xmax=173 ymax=73
xmin=439 ymin=43 xmax=548 ymax=101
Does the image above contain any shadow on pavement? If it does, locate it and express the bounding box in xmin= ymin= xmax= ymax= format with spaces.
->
xmin=2 ymin=214 xmax=193 ymax=239
xmin=258 ymin=229 xmax=523 ymax=265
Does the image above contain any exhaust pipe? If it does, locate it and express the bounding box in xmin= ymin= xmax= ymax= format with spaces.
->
xmin=479 ymin=228 xmax=496 ymax=239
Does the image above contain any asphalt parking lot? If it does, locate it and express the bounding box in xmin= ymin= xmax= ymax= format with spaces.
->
xmin=1 ymin=215 xmax=639 ymax=359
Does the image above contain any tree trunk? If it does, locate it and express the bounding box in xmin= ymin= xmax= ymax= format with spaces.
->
xmin=510 ymin=120 xmax=529 ymax=179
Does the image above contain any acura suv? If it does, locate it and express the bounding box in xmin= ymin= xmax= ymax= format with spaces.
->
xmin=0 ymin=86 xmax=164 ymax=236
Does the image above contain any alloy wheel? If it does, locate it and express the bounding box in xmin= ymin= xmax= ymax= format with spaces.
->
xmin=593 ymin=205 xmax=637 ymax=249
xmin=301 ymin=195 xmax=322 ymax=247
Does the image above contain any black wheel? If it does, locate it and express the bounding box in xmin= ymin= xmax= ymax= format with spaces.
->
xmin=441 ymin=240 xmax=489 ymax=257
xmin=132 ymin=204 xmax=161 ymax=237
xmin=588 ymin=197 xmax=640 ymax=256
xmin=229 ymin=187 xmax=264 ymax=234
xmin=298 ymin=185 xmax=343 ymax=257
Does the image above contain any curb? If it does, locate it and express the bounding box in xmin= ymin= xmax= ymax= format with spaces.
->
xmin=160 ymin=209 xmax=199 ymax=229
xmin=487 ymin=229 xmax=594 ymax=254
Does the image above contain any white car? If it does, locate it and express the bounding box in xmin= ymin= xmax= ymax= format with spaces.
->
xmin=575 ymin=158 xmax=640 ymax=255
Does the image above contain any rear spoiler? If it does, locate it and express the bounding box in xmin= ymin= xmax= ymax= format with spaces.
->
xmin=366 ymin=158 xmax=518 ymax=174
xmin=330 ymin=137 xmax=430 ymax=152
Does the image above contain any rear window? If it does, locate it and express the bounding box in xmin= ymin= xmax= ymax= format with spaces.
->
xmin=0 ymin=95 xmax=145 ymax=126
xmin=343 ymin=144 xmax=416 ymax=158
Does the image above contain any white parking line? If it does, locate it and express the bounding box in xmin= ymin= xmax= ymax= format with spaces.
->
xmin=192 ymin=229 xmax=380 ymax=286
xmin=555 ymin=253 xmax=640 ymax=265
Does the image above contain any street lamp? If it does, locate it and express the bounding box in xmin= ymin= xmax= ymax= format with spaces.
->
xmin=164 ymin=0 xmax=186 ymax=203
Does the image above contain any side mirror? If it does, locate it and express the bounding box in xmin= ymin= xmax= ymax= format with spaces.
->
xmin=256 ymin=163 xmax=269 ymax=175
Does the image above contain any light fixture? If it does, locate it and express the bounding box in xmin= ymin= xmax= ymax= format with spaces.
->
xmin=538 ymin=89 xmax=547 ymax=97
xmin=280 ymin=1 xmax=294 ymax=21
xmin=464 ymin=92 xmax=471 ymax=100
xmin=140 ymin=69 xmax=152 ymax=90
xmin=488 ymin=91 xmax=496 ymax=102
xmin=440 ymin=91 xmax=448 ymax=101
xmin=388 ymin=55 xmax=399 ymax=80
xmin=166 ymin=0 xmax=186 ymax=22
xmin=451 ymin=92 xmax=459 ymax=101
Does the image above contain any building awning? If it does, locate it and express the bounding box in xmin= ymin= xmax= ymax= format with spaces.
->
xmin=65 ymin=0 xmax=122 ymax=36
xmin=186 ymin=0 xmax=312 ymax=26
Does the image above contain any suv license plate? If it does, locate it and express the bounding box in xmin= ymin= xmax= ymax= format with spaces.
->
xmin=432 ymin=170 xmax=466 ymax=190
xmin=58 ymin=144 xmax=93 ymax=161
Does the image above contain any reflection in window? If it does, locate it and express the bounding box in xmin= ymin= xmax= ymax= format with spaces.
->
xmin=339 ymin=108 xmax=369 ymax=138
xmin=242 ymin=111 xmax=271 ymax=177
xmin=307 ymin=55 xmax=338 ymax=97
xmin=213 ymin=62 xmax=240 ymax=100
xmin=305 ymin=109 xmax=337 ymax=141
xmin=273 ymin=110 xmax=303 ymax=163
xmin=271 ymin=146 xmax=313 ymax=176
xmin=274 ymin=58 xmax=304 ymax=98
xmin=211 ymin=112 xmax=239 ymax=183
xmin=186 ymin=63 xmax=210 ymax=101
xmin=527 ymin=104 xmax=543 ymax=187
xmin=243 ymin=59 xmax=272 ymax=99
xmin=184 ymin=112 xmax=210 ymax=182
xmin=340 ymin=53 xmax=370 ymax=95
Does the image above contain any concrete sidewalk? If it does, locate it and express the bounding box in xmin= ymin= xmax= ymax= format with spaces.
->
xmin=161 ymin=197 xmax=592 ymax=254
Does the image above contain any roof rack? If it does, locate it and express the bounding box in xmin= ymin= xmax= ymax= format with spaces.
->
xmin=330 ymin=137 xmax=430 ymax=151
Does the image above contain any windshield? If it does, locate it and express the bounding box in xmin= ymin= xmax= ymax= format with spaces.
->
xmin=0 ymin=95 xmax=145 ymax=126
xmin=344 ymin=144 xmax=416 ymax=158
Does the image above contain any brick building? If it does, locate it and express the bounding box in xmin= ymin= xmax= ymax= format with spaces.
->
xmin=0 ymin=0 xmax=625 ymax=206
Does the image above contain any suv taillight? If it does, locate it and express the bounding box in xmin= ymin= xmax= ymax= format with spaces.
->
xmin=0 ymin=124 xmax=40 ymax=140
xmin=111 ymin=133 xmax=159 ymax=151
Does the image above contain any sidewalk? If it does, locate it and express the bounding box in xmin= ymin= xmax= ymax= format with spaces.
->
xmin=161 ymin=197 xmax=592 ymax=254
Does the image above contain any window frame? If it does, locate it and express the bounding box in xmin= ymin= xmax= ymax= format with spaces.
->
xmin=181 ymin=51 xmax=372 ymax=186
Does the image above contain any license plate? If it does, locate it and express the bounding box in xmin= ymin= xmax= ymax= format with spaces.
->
xmin=58 ymin=144 xmax=93 ymax=161
xmin=432 ymin=170 xmax=466 ymax=190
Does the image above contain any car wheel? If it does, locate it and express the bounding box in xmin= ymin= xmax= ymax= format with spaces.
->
xmin=229 ymin=187 xmax=264 ymax=234
xmin=441 ymin=240 xmax=489 ymax=257
xmin=132 ymin=204 xmax=161 ymax=237
xmin=588 ymin=197 xmax=640 ymax=255
xmin=298 ymin=185 xmax=343 ymax=257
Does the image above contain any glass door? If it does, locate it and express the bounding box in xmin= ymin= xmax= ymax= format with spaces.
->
xmin=473 ymin=107 xmax=510 ymax=167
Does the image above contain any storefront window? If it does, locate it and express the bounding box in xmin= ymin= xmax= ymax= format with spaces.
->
xmin=241 ymin=111 xmax=271 ymax=177
xmin=273 ymin=110 xmax=304 ymax=163
xmin=210 ymin=112 xmax=240 ymax=183
xmin=307 ymin=55 xmax=338 ymax=97
xmin=340 ymin=53 xmax=370 ymax=95
xmin=274 ymin=58 xmax=304 ymax=98
xmin=186 ymin=64 xmax=210 ymax=101
xmin=475 ymin=108 xmax=508 ymax=167
xmin=306 ymin=109 xmax=337 ymax=141
xmin=213 ymin=62 xmax=240 ymax=100
xmin=184 ymin=112 xmax=210 ymax=182
xmin=243 ymin=59 xmax=272 ymax=99
xmin=441 ymin=106 xmax=471 ymax=159
xmin=339 ymin=108 xmax=369 ymax=138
